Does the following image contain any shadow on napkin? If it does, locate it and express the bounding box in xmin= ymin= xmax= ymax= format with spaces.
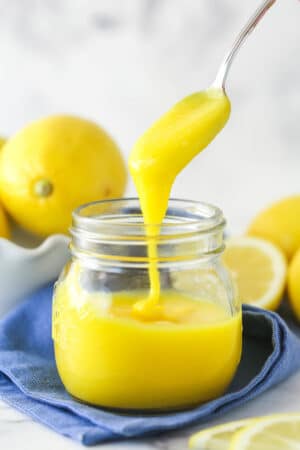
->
xmin=0 ymin=284 xmax=300 ymax=446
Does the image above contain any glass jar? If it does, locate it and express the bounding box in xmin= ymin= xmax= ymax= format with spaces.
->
xmin=52 ymin=198 xmax=242 ymax=411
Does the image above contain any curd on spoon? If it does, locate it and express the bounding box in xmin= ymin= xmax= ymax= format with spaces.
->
xmin=129 ymin=88 xmax=230 ymax=318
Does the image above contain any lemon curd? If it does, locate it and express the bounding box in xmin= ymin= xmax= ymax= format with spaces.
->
xmin=53 ymin=86 xmax=241 ymax=411
xmin=53 ymin=266 xmax=241 ymax=410
xmin=129 ymin=88 xmax=230 ymax=317
xmin=53 ymin=198 xmax=241 ymax=410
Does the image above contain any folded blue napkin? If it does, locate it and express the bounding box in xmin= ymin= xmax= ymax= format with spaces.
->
xmin=0 ymin=284 xmax=300 ymax=446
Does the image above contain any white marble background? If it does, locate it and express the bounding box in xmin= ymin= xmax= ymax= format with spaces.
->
xmin=0 ymin=1 xmax=300 ymax=448
xmin=0 ymin=0 xmax=299 ymax=232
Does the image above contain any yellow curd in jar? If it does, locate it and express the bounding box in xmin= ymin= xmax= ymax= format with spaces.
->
xmin=53 ymin=267 xmax=241 ymax=410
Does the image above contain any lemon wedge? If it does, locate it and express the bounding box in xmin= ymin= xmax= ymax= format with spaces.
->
xmin=222 ymin=236 xmax=287 ymax=310
xmin=189 ymin=418 xmax=254 ymax=449
xmin=229 ymin=414 xmax=300 ymax=450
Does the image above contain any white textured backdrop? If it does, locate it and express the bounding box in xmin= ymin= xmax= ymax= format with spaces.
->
xmin=0 ymin=0 xmax=299 ymax=232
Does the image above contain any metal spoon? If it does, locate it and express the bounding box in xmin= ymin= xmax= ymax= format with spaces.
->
xmin=212 ymin=0 xmax=277 ymax=91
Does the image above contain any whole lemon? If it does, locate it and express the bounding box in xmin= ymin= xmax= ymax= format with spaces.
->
xmin=0 ymin=116 xmax=126 ymax=236
xmin=248 ymin=196 xmax=300 ymax=260
xmin=287 ymin=247 xmax=300 ymax=321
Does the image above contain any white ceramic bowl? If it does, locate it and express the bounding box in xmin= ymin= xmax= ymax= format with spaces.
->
xmin=0 ymin=229 xmax=70 ymax=317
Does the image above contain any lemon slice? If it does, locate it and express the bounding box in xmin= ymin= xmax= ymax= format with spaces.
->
xmin=189 ymin=418 xmax=254 ymax=449
xmin=222 ymin=236 xmax=287 ymax=310
xmin=229 ymin=414 xmax=300 ymax=450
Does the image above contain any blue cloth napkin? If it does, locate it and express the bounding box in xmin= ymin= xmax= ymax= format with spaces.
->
xmin=0 ymin=284 xmax=300 ymax=446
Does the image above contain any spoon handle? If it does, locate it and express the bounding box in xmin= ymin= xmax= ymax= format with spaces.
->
xmin=212 ymin=0 xmax=277 ymax=90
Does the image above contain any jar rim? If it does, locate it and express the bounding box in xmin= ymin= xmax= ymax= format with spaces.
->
xmin=71 ymin=198 xmax=226 ymax=268
xmin=72 ymin=197 xmax=225 ymax=237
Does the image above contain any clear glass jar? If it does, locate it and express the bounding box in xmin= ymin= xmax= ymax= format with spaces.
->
xmin=52 ymin=198 xmax=242 ymax=411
